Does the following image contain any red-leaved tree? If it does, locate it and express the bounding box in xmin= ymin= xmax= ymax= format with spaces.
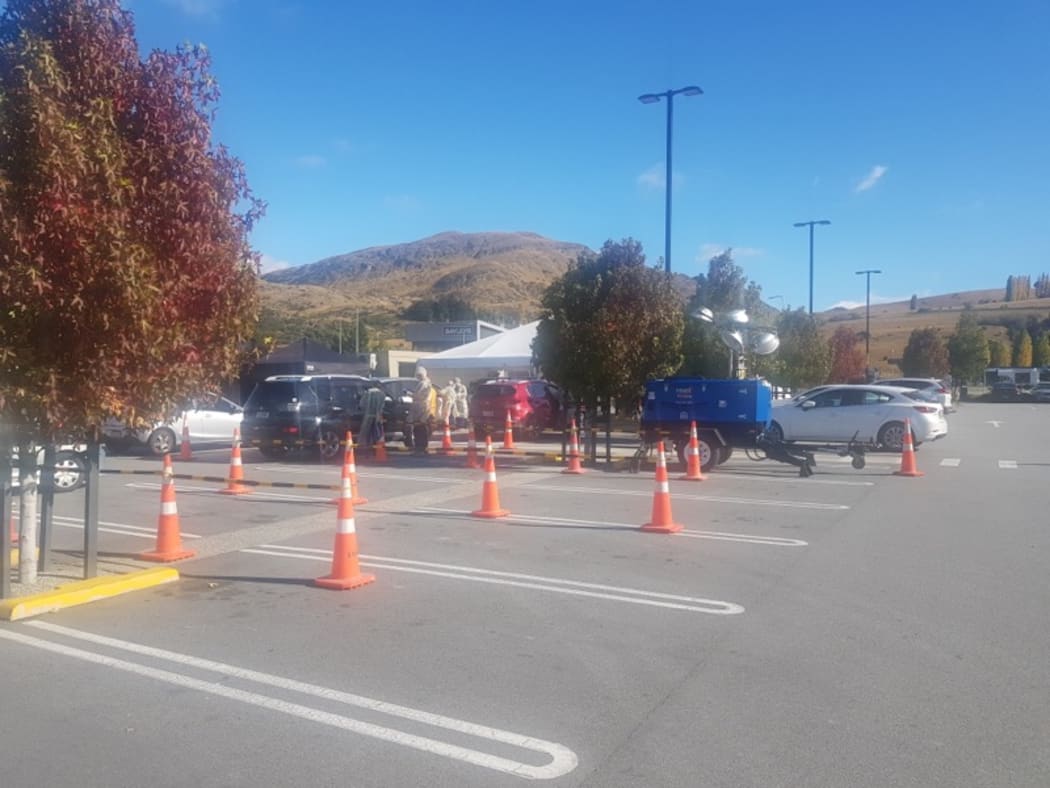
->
xmin=0 ymin=0 xmax=263 ymax=440
xmin=826 ymin=326 xmax=866 ymax=383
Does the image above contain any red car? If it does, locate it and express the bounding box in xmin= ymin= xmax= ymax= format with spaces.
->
xmin=469 ymin=379 xmax=566 ymax=437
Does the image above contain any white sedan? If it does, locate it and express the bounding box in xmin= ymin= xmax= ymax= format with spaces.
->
xmin=103 ymin=396 xmax=243 ymax=455
xmin=766 ymin=385 xmax=948 ymax=451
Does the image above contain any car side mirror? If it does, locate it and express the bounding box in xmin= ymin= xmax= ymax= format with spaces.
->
xmin=801 ymin=400 xmax=817 ymax=410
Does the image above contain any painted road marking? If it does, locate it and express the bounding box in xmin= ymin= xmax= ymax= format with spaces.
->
xmin=940 ymin=458 xmax=961 ymax=467
xmin=986 ymin=421 xmax=1002 ymax=428
xmin=715 ymin=472 xmax=874 ymax=487
xmin=7 ymin=622 xmax=577 ymax=781
xmin=252 ymin=465 xmax=462 ymax=485
xmin=126 ymin=482 xmax=329 ymax=503
xmin=415 ymin=508 xmax=806 ymax=546
xmin=998 ymin=460 xmax=1018 ymax=470
xmin=9 ymin=511 xmax=201 ymax=540
xmin=524 ymin=484 xmax=849 ymax=510
xmin=242 ymin=544 xmax=745 ymax=615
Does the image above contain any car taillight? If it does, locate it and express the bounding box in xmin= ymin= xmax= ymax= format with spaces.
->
xmin=913 ymin=405 xmax=938 ymax=413
xmin=281 ymin=426 xmax=299 ymax=434
xmin=937 ymin=386 xmax=947 ymax=393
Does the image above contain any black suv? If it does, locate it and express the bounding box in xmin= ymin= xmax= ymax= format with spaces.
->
xmin=241 ymin=375 xmax=409 ymax=459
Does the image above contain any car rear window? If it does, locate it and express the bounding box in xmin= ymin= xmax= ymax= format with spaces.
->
xmin=475 ymin=385 xmax=517 ymax=399
xmin=245 ymin=381 xmax=318 ymax=409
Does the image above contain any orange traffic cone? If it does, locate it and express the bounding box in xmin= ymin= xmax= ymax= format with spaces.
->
xmin=219 ymin=427 xmax=251 ymax=495
xmin=679 ymin=421 xmax=706 ymax=481
xmin=465 ymin=424 xmax=481 ymax=469
xmin=329 ymin=431 xmax=367 ymax=506
xmin=640 ymin=441 xmax=683 ymax=534
xmin=139 ymin=454 xmax=196 ymax=562
xmin=562 ymin=419 xmax=585 ymax=475
xmin=179 ymin=415 xmax=192 ymax=462
xmin=893 ymin=418 xmax=924 ymax=477
xmin=373 ymin=435 xmax=388 ymax=463
xmin=441 ymin=420 xmax=454 ymax=456
xmin=314 ymin=475 xmax=375 ymax=590
xmin=472 ymin=438 xmax=509 ymax=518
xmin=502 ymin=410 xmax=515 ymax=450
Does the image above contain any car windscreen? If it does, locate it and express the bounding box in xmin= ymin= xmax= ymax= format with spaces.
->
xmin=245 ymin=381 xmax=318 ymax=409
xmin=474 ymin=385 xmax=517 ymax=399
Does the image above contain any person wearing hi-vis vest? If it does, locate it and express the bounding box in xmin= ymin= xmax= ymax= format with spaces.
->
xmin=409 ymin=366 xmax=437 ymax=454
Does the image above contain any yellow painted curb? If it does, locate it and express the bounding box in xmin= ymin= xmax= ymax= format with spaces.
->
xmin=0 ymin=567 xmax=179 ymax=621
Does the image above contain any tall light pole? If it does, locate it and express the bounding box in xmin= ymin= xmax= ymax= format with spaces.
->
xmin=639 ymin=85 xmax=703 ymax=274
xmin=855 ymin=269 xmax=882 ymax=368
xmin=793 ymin=219 xmax=831 ymax=314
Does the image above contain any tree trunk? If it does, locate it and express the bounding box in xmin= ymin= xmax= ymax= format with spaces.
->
xmin=18 ymin=442 xmax=38 ymax=584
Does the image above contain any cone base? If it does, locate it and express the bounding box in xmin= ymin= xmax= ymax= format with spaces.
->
xmin=139 ymin=548 xmax=196 ymax=562
xmin=314 ymin=572 xmax=376 ymax=590
xmin=562 ymin=466 xmax=586 ymax=475
xmin=679 ymin=473 xmax=705 ymax=481
xmin=640 ymin=522 xmax=684 ymax=534
xmin=894 ymin=469 xmax=924 ymax=477
xmin=219 ymin=485 xmax=251 ymax=495
xmin=471 ymin=508 xmax=510 ymax=518
xmin=466 ymin=460 xmax=481 ymax=469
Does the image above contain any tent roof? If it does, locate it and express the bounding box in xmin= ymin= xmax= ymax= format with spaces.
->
xmin=422 ymin=321 xmax=538 ymax=369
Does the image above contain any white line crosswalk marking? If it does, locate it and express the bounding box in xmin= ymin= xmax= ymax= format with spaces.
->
xmin=940 ymin=458 xmax=961 ymax=467
xmin=998 ymin=460 xmax=1018 ymax=470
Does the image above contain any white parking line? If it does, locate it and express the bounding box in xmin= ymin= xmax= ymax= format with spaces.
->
xmin=6 ymin=622 xmax=577 ymax=781
xmin=9 ymin=510 xmax=201 ymax=540
xmin=998 ymin=460 xmax=1018 ymax=470
xmin=242 ymin=544 xmax=744 ymax=615
xmin=940 ymin=458 xmax=961 ymax=467
xmin=255 ymin=466 xmax=461 ymax=485
xmin=126 ymin=482 xmax=329 ymax=503
xmin=414 ymin=508 xmax=807 ymax=546
xmin=524 ymin=484 xmax=849 ymax=510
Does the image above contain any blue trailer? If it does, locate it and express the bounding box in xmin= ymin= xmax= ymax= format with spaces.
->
xmin=638 ymin=377 xmax=772 ymax=472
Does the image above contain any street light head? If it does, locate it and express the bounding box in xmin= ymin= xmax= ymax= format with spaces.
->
xmin=792 ymin=222 xmax=807 ymax=228
xmin=638 ymin=93 xmax=662 ymax=104
xmin=680 ymin=85 xmax=703 ymax=96
xmin=817 ymin=220 xmax=831 ymax=226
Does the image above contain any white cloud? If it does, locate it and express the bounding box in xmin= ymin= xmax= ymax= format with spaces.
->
xmin=697 ymin=243 xmax=764 ymax=262
xmin=826 ymin=294 xmax=907 ymax=310
xmin=163 ymin=0 xmax=228 ymax=17
xmin=259 ymin=254 xmax=291 ymax=274
xmin=636 ymin=163 xmax=684 ymax=192
xmin=855 ymin=164 xmax=888 ymax=193
xmin=294 ymin=154 xmax=326 ymax=169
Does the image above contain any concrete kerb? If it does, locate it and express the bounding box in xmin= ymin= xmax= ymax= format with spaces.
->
xmin=0 ymin=564 xmax=179 ymax=621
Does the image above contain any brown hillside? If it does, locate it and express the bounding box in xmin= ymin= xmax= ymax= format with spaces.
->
xmin=818 ymin=289 xmax=1050 ymax=375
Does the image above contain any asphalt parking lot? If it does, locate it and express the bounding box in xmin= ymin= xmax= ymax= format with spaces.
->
xmin=2 ymin=402 xmax=1049 ymax=787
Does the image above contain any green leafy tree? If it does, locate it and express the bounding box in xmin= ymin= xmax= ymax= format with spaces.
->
xmin=774 ymin=309 xmax=829 ymax=389
xmin=826 ymin=326 xmax=866 ymax=383
xmin=533 ymin=238 xmax=683 ymax=411
xmin=988 ymin=338 xmax=1010 ymax=367
xmin=1005 ymin=275 xmax=1015 ymax=302
xmin=1032 ymin=332 xmax=1050 ymax=367
xmin=680 ymin=249 xmax=763 ymax=376
xmin=0 ymin=0 xmax=262 ymax=438
xmin=901 ymin=328 xmax=950 ymax=376
xmin=947 ymin=310 xmax=990 ymax=383
xmin=1013 ymin=330 xmax=1033 ymax=367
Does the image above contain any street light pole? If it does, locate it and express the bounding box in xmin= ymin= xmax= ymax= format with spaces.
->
xmin=793 ymin=219 xmax=831 ymax=314
xmin=855 ymin=269 xmax=882 ymax=367
xmin=639 ymin=85 xmax=703 ymax=274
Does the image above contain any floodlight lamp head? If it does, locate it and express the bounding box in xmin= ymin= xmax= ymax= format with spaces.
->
xmin=725 ymin=309 xmax=750 ymax=325
xmin=750 ymin=332 xmax=781 ymax=355
xmin=718 ymin=328 xmax=745 ymax=353
xmin=694 ymin=307 xmax=715 ymax=323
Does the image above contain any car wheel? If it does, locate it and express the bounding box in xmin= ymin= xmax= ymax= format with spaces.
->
xmin=765 ymin=421 xmax=785 ymax=443
xmin=51 ymin=451 xmax=87 ymax=492
xmin=677 ymin=436 xmax=719 ymax=472
xmin=877 ymin=421 xmax=909 ymax=452
xmin=317 ymin=428 xmax=344 ymax=462
xmin=146 ymin=427 xmax=177 ymax=456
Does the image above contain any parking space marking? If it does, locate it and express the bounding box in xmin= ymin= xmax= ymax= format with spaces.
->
xmin=242 ymin=544 xmax=745 ymax=615
xmin=713 ymin=472 xmax=874 ymax=487
xmin=10 ymin=510 xmax=201 ymax=540
xmin=126 ymin=482 xmax=329 ymax=503
xmin=6 ymin=623 xmax=577 ymax=781
xmin=254 ymin=465 xmax=463 ymax=486
xmin=415 ymin=508 xmax=806 ymax=546
xmin=940 ymin=458 xmax=961 ymax=467
xmin=998 ymin=460 xmax=1018 ymax=470
xmin=524 ymin=484 xmax=849 ymax=510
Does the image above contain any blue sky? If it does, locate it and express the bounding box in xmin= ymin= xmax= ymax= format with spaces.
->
xmin=128 ymin=0 xmax=1049 ymax=311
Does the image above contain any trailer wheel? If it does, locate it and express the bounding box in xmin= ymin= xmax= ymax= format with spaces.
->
xmin=851 ymin=455 xmax=865 ymax=470
xmin=676 ymin=437 xmax=719 ymax=472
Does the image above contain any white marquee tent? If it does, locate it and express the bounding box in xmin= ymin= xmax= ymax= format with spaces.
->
xmin=420 ymin=321 xmax=539 ymax=385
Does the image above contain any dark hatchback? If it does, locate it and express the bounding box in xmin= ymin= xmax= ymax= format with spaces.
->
xmin=241 ymin=375 xmax=409 ymax=459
